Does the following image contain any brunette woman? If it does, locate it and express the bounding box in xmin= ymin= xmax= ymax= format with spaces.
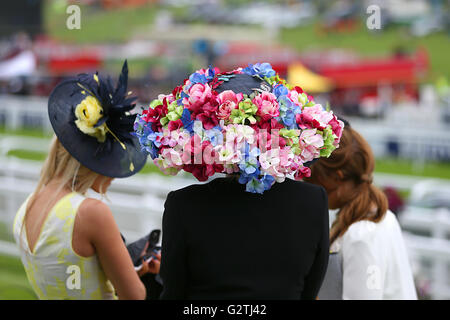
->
xmin=306 ymin=122 xmax=417 ymax=299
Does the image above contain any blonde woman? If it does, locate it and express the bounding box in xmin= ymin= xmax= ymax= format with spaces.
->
xmin=12 ymin=61 xmax=157 ymax=300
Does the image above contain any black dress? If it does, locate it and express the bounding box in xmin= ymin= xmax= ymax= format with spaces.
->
xmin=159 ymin=177 xmax=329 ymax=300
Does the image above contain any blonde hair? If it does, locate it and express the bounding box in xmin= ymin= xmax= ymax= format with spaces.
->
xmin=21 ymin=135 xmax=110 ymax=247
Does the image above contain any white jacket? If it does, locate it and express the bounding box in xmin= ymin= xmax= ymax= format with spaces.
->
xmin=331 ymin=210 xmax=417 ymax=300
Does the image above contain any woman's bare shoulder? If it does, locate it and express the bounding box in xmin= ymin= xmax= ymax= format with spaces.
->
xmin=77 ymin=198 xmax=115 ymax=228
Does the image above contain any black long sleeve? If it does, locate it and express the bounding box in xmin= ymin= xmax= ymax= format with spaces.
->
xmin=301 ymin=187 xmax=330 ymax=299
xmin=159 ymin=191 xmax=187 ymax=299
xmin=158 ymin=178 xmax=330 ymax=300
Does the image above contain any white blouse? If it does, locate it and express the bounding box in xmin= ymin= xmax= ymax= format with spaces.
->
xmin=331 ymin=210 xmax=417 ymax=300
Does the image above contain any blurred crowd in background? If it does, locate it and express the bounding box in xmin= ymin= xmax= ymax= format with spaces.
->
xmin=1 ymin=0 xmax=449 ymax=115
xmin=0 ymin=0 xmax=449 ymax=300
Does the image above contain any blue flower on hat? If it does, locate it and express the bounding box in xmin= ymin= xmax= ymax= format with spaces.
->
xmin=205 ymin=67 xmax=216 ymax=81
xmin=133 ymin=117 xmax=160 ymax=159
xmin=189 ymin=72 xmax=208 ymax=85
xmin=243 ymin=63 xmax=276 ymax=78
xmin=273 ymin=84 xmax=288 ymax=98
xmin=244 ymin=174 xmax=276 ymax=194
xmin=180 ymin=108 xmax=194 ymax=134
xmin=238 ymin=143 xmax=260 ymax=175
xmin=277 ymin=95 xmax=301 ymax=129
xmin=205 ymin=125 xmax=224 ymax=146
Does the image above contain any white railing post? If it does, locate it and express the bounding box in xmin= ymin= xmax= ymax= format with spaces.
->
xmin=431 ymin=209 xmax=449 ymax=299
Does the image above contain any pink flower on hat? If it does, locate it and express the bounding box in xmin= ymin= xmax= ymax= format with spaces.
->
xmin=158 ymin=93 xmax=175 ymax=104
xmin=216 ymin=90 xmax=243 ymax=120
xmin=168 ymin=119 xmax=184 ymax=131
xmin=183 ymin=83 xmax=213 ymax=115
xmin=299 ymin=129 xmax=323 ymax=162
xmin=259 ymin=147 xmax=293 ymax=183
xmin=252 ymin=92 xmax=280 ymax=121
xmin=329 ymin=115 xmax=344 ymax=141
xmin=195 ymin=99 xmax=219 ymax=130
xmin=296 ymin=104 xmax=333 ymax=130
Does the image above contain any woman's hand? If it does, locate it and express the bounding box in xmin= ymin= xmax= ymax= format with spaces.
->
xmin=137 ymin=251 xmax=161 ymax=277
xmin=149 ymin=251 xmax=161 ymax=274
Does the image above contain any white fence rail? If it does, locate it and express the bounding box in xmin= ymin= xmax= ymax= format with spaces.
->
xmin=3 ymin=133 xmax=450 ymax=193
xmin=399 ymin=207 xmax=450 ymax=300
xmin=0 ymin=156 xmax=197 ymax=246
xmin=0 ymin=95 xmax=52 ymax=132
xmin=349 ymin=118 xmax=450 ymax=161
xmin=2 ymin=94 xmax=450 ymax=161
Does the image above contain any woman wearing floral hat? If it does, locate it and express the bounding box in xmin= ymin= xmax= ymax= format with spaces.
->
xmin=12 ymin=62 xmax=160 ymax=300
xmin=134 ymin=63 xmax=345 ymax=299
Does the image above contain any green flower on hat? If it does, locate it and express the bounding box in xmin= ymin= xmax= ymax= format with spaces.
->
xmin=166 ymin=101 xmax=184 ymax=122
xmin=230 ymin=98 xmax=258 ymax=125
xmin=279 ymin=128 xmax=300 ymax=146
xmin=320 ymin=126 xmax=338 ymax=158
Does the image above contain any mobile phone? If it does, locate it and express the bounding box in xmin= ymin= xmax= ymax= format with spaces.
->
xmin=147 ymin=230 xmax=161 ymax=253
xmin=141 ymin=230 xmax=161 ymax=261
xmin=134 ymin=230 xmax=161 ymax=271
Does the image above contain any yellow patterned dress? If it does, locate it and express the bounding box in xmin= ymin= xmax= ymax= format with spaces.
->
xmin=12 ymin=192 xmax=116 ymax=300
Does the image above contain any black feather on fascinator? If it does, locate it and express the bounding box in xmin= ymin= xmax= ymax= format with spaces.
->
xmin=48 ymin=60 xmax=147 ymax=178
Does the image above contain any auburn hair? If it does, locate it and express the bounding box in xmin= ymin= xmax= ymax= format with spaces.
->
xmin=305 ymin=125 xmax=388 ymax=244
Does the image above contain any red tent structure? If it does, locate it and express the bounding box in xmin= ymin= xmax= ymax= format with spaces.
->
xmin=309 ymin=48 xmax=430 ymax=115
xmin=318 ymin=49 xmax=429 ymax=89
xmin=215 ymin=41 xmax=299 ymax=76
xmin=48 ymin=54 xmax=102 ymax=75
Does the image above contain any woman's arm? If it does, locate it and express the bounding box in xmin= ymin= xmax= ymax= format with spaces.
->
xmin=341 ymin=222 xmax=383 ymax=300
xmin=159 ymin=191 xmax=188 ymax=299
xmin=80 ymin=198 xmax=146 ymax=300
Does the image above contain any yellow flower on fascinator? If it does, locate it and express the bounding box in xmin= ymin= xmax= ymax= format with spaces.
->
xmin=74 ymin=95 xmax=107 ymax=142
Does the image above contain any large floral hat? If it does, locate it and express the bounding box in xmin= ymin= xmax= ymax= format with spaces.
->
xmin=48 ymin=61 xmax=147 ymax=178
xmin=134 ymin=62 xmax=344 ymax=193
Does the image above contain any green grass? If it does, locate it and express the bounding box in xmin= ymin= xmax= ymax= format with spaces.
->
xmin=6 ymin=149 xmax=48 ymax=162
xmin=4 ymin=147 xmax=450 ymax=180
xmin=0 ymin=222 xmax=14 ymax=243
xmin=3 ymin=145 xmax=165 ymax=176
xmin=0 ymin=254 xmax=36 ymax=300
xmin=5 ymin=148 xmax=164 ymax=176
xmin=375 ymin=158 xmax=450 ymax=180
xmin=279 ymin=20 xmax=450 ymax=80
xmin=104 ymin=56 xmax=173 ymax=78
xmin=0 ymin=127 xmax=52 ymax=139
xmin=0 ymin=221 xmax=36 ymax=300
xmin=44 ymin=1 xmax=159 ymax=44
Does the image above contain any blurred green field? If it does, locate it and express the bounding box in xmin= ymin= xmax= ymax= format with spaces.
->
xmin=44 ymin=1 xmax=159 ymax=44
xmin=281 ymin=21 xmax=450 ymax=81
xmin=4 ymin=149 xmax=164 ymax=175
xmin=0 ymin=253 xmax=36 ymax=300
xmin=43 ymin=2 xmax=450 ymax=80
xmin=0 ymin=219 xmax=35 ymax=299
xmin=375 ymin=158 xmax=450 ymax=180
